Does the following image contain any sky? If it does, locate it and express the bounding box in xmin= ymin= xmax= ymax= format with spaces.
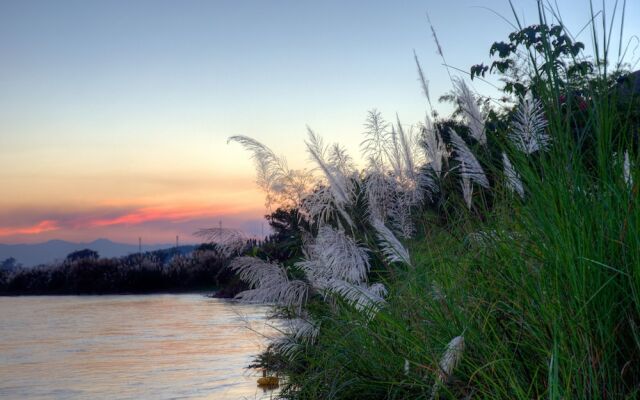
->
xmin=1 ymin=0 xmax=638 ymax=244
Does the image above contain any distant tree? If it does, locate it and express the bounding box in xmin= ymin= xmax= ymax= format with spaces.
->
xmin=65 ymin=249 xmax=99 ymax=263
xmin=1 ymin=257 xmax=20 ymax=272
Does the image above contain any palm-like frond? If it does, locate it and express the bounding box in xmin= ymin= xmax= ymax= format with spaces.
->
xmin=321 ymin=279 xmax=387 ymax=319
xmin=194 ymin=227 xmax=248 ymax=257
xmin=299 ymin=185 xmax=334 ymax=224
xmin=509 ymin=96 xmax=549 ymax=154
xmin=229 ymin=256 xmax=309 ymax=310
xmin=449 ymin=128 xmax=490 ymax=188
xmin=287 ymin=317 xmax=320 ymax=343
xmin=371 ymin=218 xmax=411 ymax=266
xmin=305 ymin=128 xmax=353 ymax=207
xmin=272 ymin=315 xmax=319 ymax=358
xmin=228 ymin=135 xmax=288 ymax=205
xmin=453 ymin=78 xmax=486 ymax=145
xmin=229 ymin=135 xmax=312 ymax=208
xmin=502 ymin=152 xmax=524 ymax=198
xmin=368 ymin=282 xmax=388 ymax=298
xmin=297 ymin=226 xmax=370 ymax=285
xmin=271 ymin=336 xmax=300 ymax=359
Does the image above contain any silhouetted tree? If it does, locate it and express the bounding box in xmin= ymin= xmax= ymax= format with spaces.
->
xmin=261 ymin=208 xmax=305 ymax=261
xmin=65 ymin=249 xmax=99 ymax=262
xmin=1 ymin=257 xmax=20 ymax=272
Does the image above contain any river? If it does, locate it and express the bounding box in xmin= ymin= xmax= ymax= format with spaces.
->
xmin=0 ymin=294 xmax=278 ymax=399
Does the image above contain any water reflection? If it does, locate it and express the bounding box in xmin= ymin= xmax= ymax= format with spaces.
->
xmin=0 ymin=294 xmax=277 ymax=399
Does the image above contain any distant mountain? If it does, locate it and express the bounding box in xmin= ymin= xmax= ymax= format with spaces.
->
xmin=0 ymin=239 xmax=182 ymax=267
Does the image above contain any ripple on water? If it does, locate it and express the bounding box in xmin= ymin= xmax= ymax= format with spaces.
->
xmin=0 ymin=294 xmax=278 ymax=400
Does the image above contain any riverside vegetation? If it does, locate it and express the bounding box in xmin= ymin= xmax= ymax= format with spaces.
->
xmin=221 ymin=2 xmax=640 ymax=399
xmin=0 ymin=215 xmax=299 ymax=296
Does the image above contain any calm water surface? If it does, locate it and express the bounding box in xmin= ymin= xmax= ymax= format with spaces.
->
xmin=0 ymin=294 xmax=278 ymax=399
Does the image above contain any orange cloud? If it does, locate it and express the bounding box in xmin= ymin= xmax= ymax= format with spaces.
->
xmin=0 ymin=220 xmax=60 ymax=236
xmin=88 ymin=204 xmax=258 ymax=227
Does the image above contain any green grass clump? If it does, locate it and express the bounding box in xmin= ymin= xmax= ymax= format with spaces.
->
xmin=265 ymin=2 xmax=640 ymax=398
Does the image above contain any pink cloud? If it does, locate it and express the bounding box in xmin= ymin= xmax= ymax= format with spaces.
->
xmin=88 ymin=205 xmax=257 ymax=227
xmin=0 ymin=203 xmax=266 ymax=244
xmin=0 ymin=220 xmax=60 ymax=236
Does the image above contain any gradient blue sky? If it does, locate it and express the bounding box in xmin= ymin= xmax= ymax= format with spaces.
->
xmin=1 ymin=0 xmax=638 ymax=243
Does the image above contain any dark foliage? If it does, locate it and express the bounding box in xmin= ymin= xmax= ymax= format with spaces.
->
xmin=0 ymin=245 xmax=245 ymax=296
xmin=257 ymin=208 xmax=307 ymax=263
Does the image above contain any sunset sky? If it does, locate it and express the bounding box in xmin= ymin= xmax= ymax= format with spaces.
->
xmin=1 ymin=0 xmax=638 ymax=244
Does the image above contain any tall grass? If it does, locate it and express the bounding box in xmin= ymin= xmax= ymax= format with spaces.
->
xmin=230 ymin=1 xmax=640 ymax=398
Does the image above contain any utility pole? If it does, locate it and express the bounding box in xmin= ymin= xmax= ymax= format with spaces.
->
xmin=176 ymin=235 xmax=179 ymax=248
xmin=219 ymin=220 xmax=222 ymax=230
xmin=138 ymin=237 xmax=142 ymax=254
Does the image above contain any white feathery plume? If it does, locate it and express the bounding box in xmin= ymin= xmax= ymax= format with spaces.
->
xmin=271 ymin=336 xmax=301 ymax=359
xmin=453 ymin=78 xmax=486 ymax=145
xmin=297 ymin=226 xmax=371 ymax=285
xmin=431 ymin=335 xmax=465 ymax=399
xmin=417 ymin=169 xmax=439 ymax=196
xmin=229 ymin=135 xmax=313 ymax=209
xmin=228 ymin=135 xmax=290 ymax=208
xmin=386 ymin=125 xmax=405 ymax=179
xmin=396 ymin=114 xmax=415 ymax=179
xmin=414 ymin=50 xmax=433 ymax=110
xmin=371 ymin=218 xmax=411 ymax=266
xmin=395 ymin=116 xmax=425 ymax=187
xmin=305 ymin=128 xmax=358 ymax=225
xmin=502 ymin=152 xmax=525 ymax=199
xmin=624 ymin=150 xmax=633 ymax=187
xmin=439 ymin=335 xmax=465 ymax=381
xmin=426 ymin=12 xmax=444 ymax=57
xmin=305 ymin=128 xmax=351 ymax=206
xmin=194 ymin=227 xmax=248 ymax=257
xmin=362 ymin=109 xmax=390 ymax=167
xmin=449 ymin=128 xmax=490 ymax=188
xmin=305 ymin=128 xmax=356 ymax=227
xmin=229 ymin=256 xmax=308 ymax=310
xmin=299 ymin=185 xmax=335 ymax=224
xmin=328 ymin=143 xmax=356 ymax=180
xmin=320 ymin=279 xmax=387 ymax=319
xmin=368 ymin=282 xmax=389 ymax=298
xmin=509 ymin=96 xmax=549 ymax=154
xmin=287 ymin=317 xmax=320 ymax=344
xmin=364 ymin=165 xmax=396 ymax=221
xmin=460 ymin=164 xmax=473 ymax=209
xmin=387 ymin=191 xmax=416 ymax=238
xmin=421 ymin=115 xmax=447 ymax=177
xmin=271 ymin=317 xmax=320 ymax=360
xmin=280 ymin=169 xmax=315 ymax=207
